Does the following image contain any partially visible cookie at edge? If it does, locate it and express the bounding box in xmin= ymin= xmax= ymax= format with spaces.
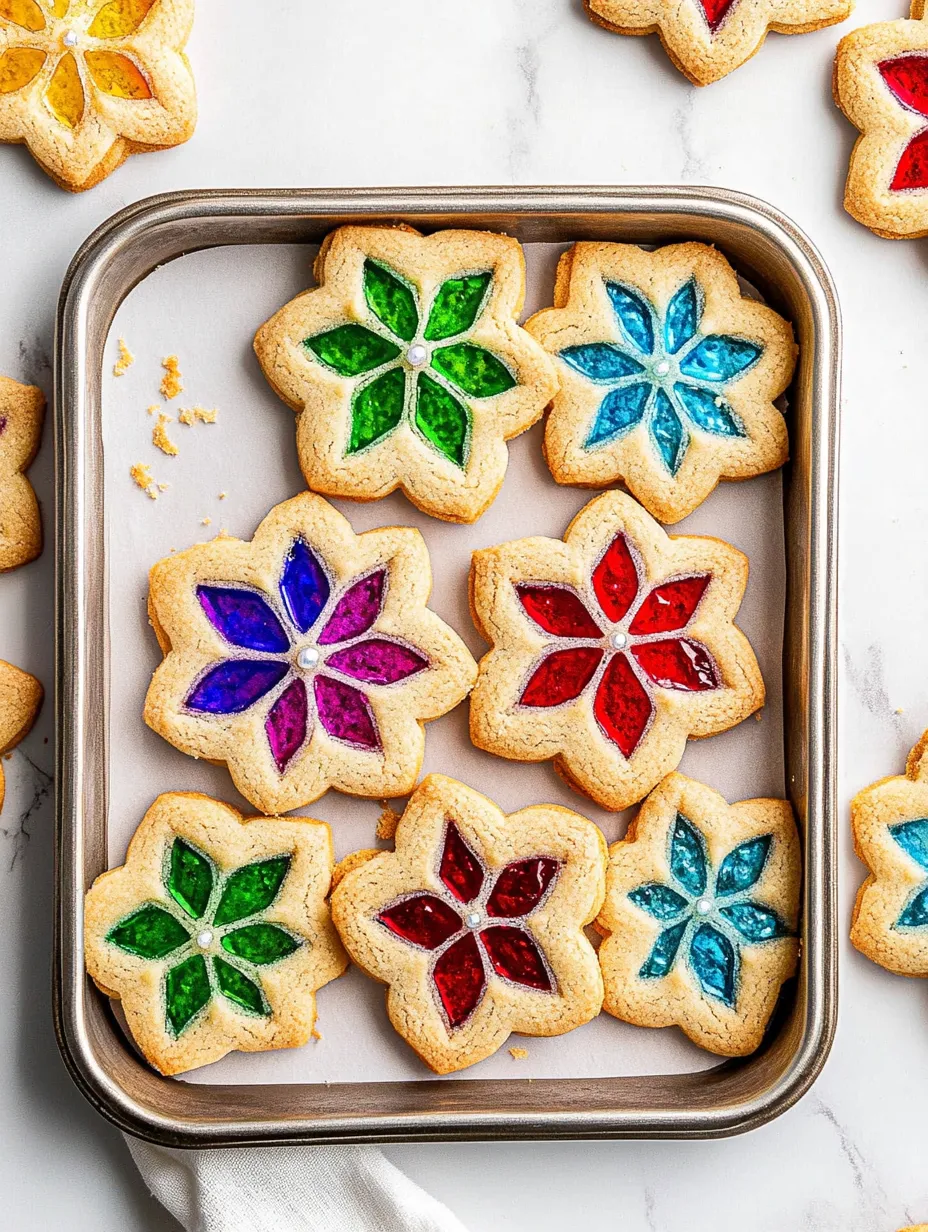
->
xmin=0 ymin=659 xmax=43 ymax=814
xmin=0 ymin=374 xmax=44 ymax=572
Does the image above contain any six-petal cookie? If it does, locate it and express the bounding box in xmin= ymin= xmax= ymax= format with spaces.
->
xmin=0 ymin=657 xmax=42 ymax=813
xmin=835 ymin=3 xmax=928 ymax=238
xmin=0 ymin=374 xmax=44 ymax=571
xmin=84 ymin=792 xmax=347 ymax=1075
xmin=254 ymin=225 xmax=559 ymax=524
xmin=330 ymin=774 xmax=606 ymax=1074
xmin=469 ymin=491 xmax=764 ymax=812
xmin=850 ymin=729 xmax=928 ymax=976
xmin=597 ymin=772 xmax=800 ymax=1056
xmin=529 ymin=243 xmax=795 ymax=524
xmin=586 ymin=0 xmax=853 ymax=86
xmin=0 ymin=0 xmax=196 ymax=191
xmin=144 ymin=492 xmax=478 ymax=814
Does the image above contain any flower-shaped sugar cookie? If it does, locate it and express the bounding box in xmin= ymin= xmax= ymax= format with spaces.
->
xmin=144 ymin=492 xmax=478 ymax=815
xmin=835 ymin=4 xmax=928 ymax=238
xmin=470 ymin=491 xmax=764 ymax=812
xmin=0 ymin=0 xmax=196 ymax=192
xmin=331 ymin=774 xmax=606 ymax=1073
xmin=850 ymin=730 xmax=928 ymax=976
xmin=597 ymin=773 xmax=800 ymax=1056
xmin=84 ymin=792 xmax=347 ymax=1075
xmin=586 ymin=0 xmax=853 ymax=86
xmin=0 ymin=374 xmax=44 ymax=571
xmin=528 ymin=243 xmax=795 ymax=524
xmin=0 ymin=658 xmax=42 ymax=813
xmin=254 ymin=226 xmax=559 ymax=524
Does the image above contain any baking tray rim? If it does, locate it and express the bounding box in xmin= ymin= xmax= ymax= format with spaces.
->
xmin=53 ymin=185 xmax=839 ymax=1145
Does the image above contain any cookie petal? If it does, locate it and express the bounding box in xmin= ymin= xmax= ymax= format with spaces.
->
xmin=165 ymin=954 xmax=211 ymax=1034
xmin=279 ymin=538 xmax=330 ymax=636
xmin=719 ymin=902 xmax=788 ymax=943
xmin=197 ymin=585 xmax=291 ymax=653
xmin=559 ymin=342 xmax=645 ymax=383
xmin=650 ymin=388 xmax=688 ymax=475
xmin=264 ymin=677 xmax=309 ymax=773
xmin=304 ymin=323 xmax=401 ymax=378
xmin=324 ymin=638 xmax=427 ymax=685
xmin=516 ymin=583 xmax=602 ymax=639
xmin=629 ymin=575 xmax=710 ymax=636
xmin=430 ymin=343 xmax=515 ymax=399
xmin=486 ymin=858 xmax=559 ymax=919
xmin=663 ymin=279 xmax=701 ymax=354
xmin=673 ymin=383 xmax=745 ymax=438
xmin=439 ymin=821 xmax=485 ymax=905
xmin=889 ymin=819 xmax=928 ymax=872
xmin=221 ymin=923 xmax=300 ymax=965
xmin=378 ymin=894 xmax=463 ymax=950
xmin=679 ymin=337 xmax=762 ymax=384
xmin=715 ymin=835 xmax=772 ymax=897
xmin=519 ymin=647 xmax=604 ymax=708
xmin=167 ymin=837 xmax=213 ymax=919
xmin=688 ymin=923 xmax=737 ymax=1007
xmin=480 ymin=925 xmax=552 ymax=991
xmin=364 ymin=259 xmax=418 ymax=342
xmin=632 ymin=638 xmax=719 ymax=692
xmin=347 ymin=367 xmax=407 ymax=454
xmin=628 ymin=882 xmax=689 ymax=922
xmin=213 ymin=855 xmax=292 ymax=928
xmin=313 ymin=675 xmax=379 ymax=749
xmin=592 ymin=652 xmax=653 ymax=759
xmin=638 ymin=919 xmax=688 ymax=979
xmin=318 ymin=570 xmax=385 ymax=645
xmin=212 ymin=956 xmax=267 ymax=1016
xmin=670 ymin=814 xmax=708 ymax=898
xmin=424 ymin=272 xmax=492 ymax=342
xmin=107 ymin=904 xmax=190 ymax=959
xmin=432 ymin=932 xmax=486 ymax=1027
xmin=184 ymin=660 xmax=290 ymax=715
xmin=585 ymin=382 xmax=650 ymax=448
xmin=879 ymin=55 xmax=928 ymax=117
xmin=414 ymin=371 xmax=470 ymax=467
xmin=605 ymin=283 xmax=654 ymax=356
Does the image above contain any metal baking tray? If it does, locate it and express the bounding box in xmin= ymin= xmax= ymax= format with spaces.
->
xmin=54 ymin=187 xmax=839 ymax=1145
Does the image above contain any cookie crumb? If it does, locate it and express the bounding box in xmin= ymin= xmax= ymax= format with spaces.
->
xmin=896 ymin=708 xmax=905 ymax=715
xmin=157 ymin=483 xmax=170 ymax=492
xmin=113 ymin=338 xmax=134 ymax=376
xmin=376 ymin=804 xmax=401 ymax=841
xmin=754 ymin=711 xmax=763 ymax=721
xmin=311 ymin=1026 xmax=323 ymax=1041
xmin=130 ymin=463 xmax=158 ymax=500
xmin=219 ymin=491 xmax=228 ymax=500
xmin=160 ymin=355 xmax=183 ymax=400
xmin=152 ymin=413 xmax=178 ymax=457
xmin=178 ymin=404 xmax=217 ymax=426
xmin=509 ymin=1047 xmax=529 ymax=1060
xmin=202 ymin=516 xmax=212 ymax=526
xmin=147 ymin=403 xmax=160 ymax=417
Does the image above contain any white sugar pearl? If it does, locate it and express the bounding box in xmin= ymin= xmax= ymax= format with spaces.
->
xmin=63 ymin=30 xmax=79 ymax=46
xmin=654 ymin=360 xmax=670 ymax=377
xmin=610 ymin=631 xmax=628 ymax=650
xmin=406 ymin=344 xmax=428 ymax=367
xmin=695 ymin=898 xmax=712 ymax=916
xmin=196 ymin=929 xmax=214 ymax=949
xmin=465 ymin=911 xmax=482 ymax=929
xmin=297 ymin=647 xmax=320 ymax=670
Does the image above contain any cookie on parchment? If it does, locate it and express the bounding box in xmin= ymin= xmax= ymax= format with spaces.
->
xmin=528 ymin=243 xmax=795 ymax=525
xmin=144 ymin=492 xmax=478 ymax=816
xmin=850 ymin=730 xmax=928 ymax=976
xmin=254 ymin=225 xmax=559 ymax=524
xmin=0 ymin=0 xmax=196 ymax=192
xmin=597 ymin=773 xmax=800 ymax=1056
xmin=586 ymin=0 xmax=853 ymax=87
xmin=0 ymin=658 xmax=42 ymax=814
xmin=469 ymin=490 xmax=764 ymax=813
xmin=84 ymin=792 xmax=347 ymax=1076
xmin=835 ymin=3 xmax=928 ymax=239
xmin=0 ymin=374 xmax=44 ymax=571
xmin=330 ymin=774 xmax=606 ymax=1074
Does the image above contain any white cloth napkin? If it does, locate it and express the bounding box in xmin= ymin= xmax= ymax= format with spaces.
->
xmin=126 ymin=1135 xmax=470 ymax=1232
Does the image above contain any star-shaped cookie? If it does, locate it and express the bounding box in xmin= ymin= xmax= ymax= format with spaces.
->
xmin=0 ymin=659 xmax=43 ymax=813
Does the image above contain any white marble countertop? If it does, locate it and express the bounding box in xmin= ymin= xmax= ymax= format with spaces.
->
xmin=1 ymin=0 xmax=926 ymax=1227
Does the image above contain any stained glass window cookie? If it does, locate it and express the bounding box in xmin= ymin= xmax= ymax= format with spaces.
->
xmin=585 ymin=0 xmax=853 ymax=86
xmin=0 ymin=658 xmax=42 ymax=814
xmin=596 ymin=772 xmax=800 ymax=1056
xmin=253 ymin=225 xmax=559 ymax=524
xmin=330 ymin=774 xmax=606 ymax=1074
xmin=0 ymin=374 xmax=44 ymax=572
xmin=526 ymin=242 xmax=796 ymax=525
xmin=835 ymin=2 xmax=928 ymax=238
xmin=143 ymin=492 xmax=478 ymax=816
xmin=84 ymin=792 xmax=347 ymax=1076
xmin=469 ymin=490 xmax=764 ymax=813
xmin=850 ymin=730 xmax=928 ymax=977
xmin=0 ymin=0 xmax=196 ymax=192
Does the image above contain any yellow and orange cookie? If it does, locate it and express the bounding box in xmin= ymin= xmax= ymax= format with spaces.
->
xmin=331 ymin=774 xmax=606 ymax=1074
xmin=528 ymin=242 xmax=795 ymax=524
xmin=0 ymin=659 xmax=42 ymax=813
xmin=586 ymin=0 xmax=853 ymax=86
xmin=84 ymin=792 xmax=347 ymax=1075
xmin=254 ymin=225 xmax=559 ymax=524
xmin=0 ymin=374 xmax=44 ymax=571
xmin=596 ymin=773 xmax=800 ymax=1056
xmin=835 ymin=3 xmax=928 ymax=238
xmin=469 ymin=490 xmax=764 ymax=812
xmin=0 ymin=0 xmax=196 ymax=192
xmin=851 ymin=731 xmax=928 ymax=976
xmin=144 ymin=492 xmax=478 ymax=815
